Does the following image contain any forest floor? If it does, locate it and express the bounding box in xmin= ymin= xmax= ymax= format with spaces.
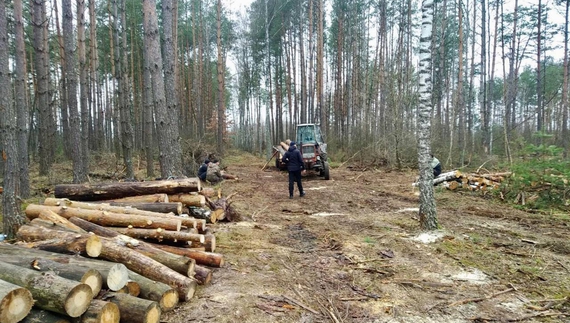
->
xmin=165 ymin=153 xmax=570 ymax=323
xmin=3 ymin=152 xmax=570 ymax=322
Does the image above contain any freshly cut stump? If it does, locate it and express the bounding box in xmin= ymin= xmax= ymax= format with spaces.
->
xmin=0 ymin=279 xmax=34 ymax=323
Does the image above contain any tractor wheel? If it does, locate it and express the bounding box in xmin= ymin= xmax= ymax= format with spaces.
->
xmin=323 ymin=161 xmax=330 ymax=180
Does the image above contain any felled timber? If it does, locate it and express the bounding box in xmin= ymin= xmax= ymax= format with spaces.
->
xmin=16 ymin=224 xmax=102 ymax=257
xmin=103 ymin=202 xmax=183 ymax=215
xmin=125 ymin=270 xmax=179 ymax=311
xmin=104 ymin=293 xmax=160 ymax=323
xmin=0 ymin=262 xmax=93 ymax=317
xmin=29 ymin=218 xmax=85 ymax=233
xmin=193 ymin=265 xmax=212 ymax=285
xmin=37 ymin=209 xmax=86 ymax=232
xmin=0 ymin=244 xmax=130 ymax=292
xmin=0 ymin=257 xmax=102 ymax=296
xmin=73 ymin=299 xmax=120 ymax=323
xmin=101 ymin=194 xmax=169 ymax=203
xmin=0 ymin=278 xmax=34 ymax=323
xmin=205 ymin=193 xmax=238 ymax=222
xmin=168 ymin=194 xmax=205 ymax=207
xmin=21 ymin=308 xmax=71 ymax=323
xmin=54 ymin=178 xmax=201 ymax=201
xmin=110 ymin=227 xmax=205 ymax=244
xmin=190 ymin=233 xmax=216 ymax=252
xmin=43 ymin=198 xmax=178 ymax=218
xmin=25 ymin=204 xmax=182 ymax=231
xmin=95 ymin=237 xmax=197 ymax=301
xmin=145 ymin=244 xmax=224 ymax=267
xmin=69 ymin=217 xmax=196 ymax=277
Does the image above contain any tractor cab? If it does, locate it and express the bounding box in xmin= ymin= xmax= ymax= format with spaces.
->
xmin=296 ymin=124 xmax=329 ymax=180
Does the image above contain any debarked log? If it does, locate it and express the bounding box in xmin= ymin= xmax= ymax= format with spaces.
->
xmin=0 ymin=261 xmax=93 ymax=317
xmin=54 ymin=178 xmax=201 ymax=201
xmin=0 ymin=278 xmax=34 ymax=323
xmin=25 ymin=204 xmax=182 ymax=231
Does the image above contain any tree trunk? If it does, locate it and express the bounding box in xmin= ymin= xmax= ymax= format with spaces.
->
xmin=416 ymin=0 xmax=438 ymax=230
xmin=105 ymin=202 xmax=183 ymax=214
xmin=25 ymin=205 xmax=182 ymax=231
xmin=37 ymin=209 xmax=86 ymax=232
xmin=0 ymin=257 xmax=102 ymax=296
xmin=102 ymin=194 xmax=170 ymax=203
xmin=189 ymin=233 xmax=216 ymax=252
xmin=0 ymin=262 xmax=93 ymax=317
xmin=125 ymin=270 xmax=178 ymax=311
xmin=54 ymin=179 xmax=200 ymax=201
xmin=143 ymin=0 xmax=183 ymax=178
xmin=106 ymin=293 xmax=160 ymax=323
xmin=95 ymin=237 xmax=197 ymax=301
xmin=0 ymin=244 xmax=130 ymax=291
xmin=0 ymin=279 xmax=33 ymax=323
xmin=193 ymin=264 xmax=212 ymax=285
xmin=44 ymin=198 xmax=177 ymax=217
xmin=17 ymin=224 xmax=103 ymax=257
xmin=74 ymin=299 xmax=120 ymax=323
xmin=167 ymin=194 xmax=205 ymax=207
xmin=145 ymin=244 xmax=224 ymax=267
xmin=110 ymin=227 xmax=205 ymax=245
xmin=69 ymin=217 xmax=196 ymax=277
xmin=21 ymin=308 xmax=71 ymax=323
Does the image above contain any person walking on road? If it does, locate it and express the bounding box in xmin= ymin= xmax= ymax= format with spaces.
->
xmin=283 ymin=141 xmax=306 ymax=199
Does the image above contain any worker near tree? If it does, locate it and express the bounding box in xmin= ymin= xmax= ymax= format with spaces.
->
xmin=197 ymin=159 xmax=210 ymax=181
xmin=431 ymin=154 xmax=442 ymax=177
xmin=283 ymin=141 xmax=306 ymax=199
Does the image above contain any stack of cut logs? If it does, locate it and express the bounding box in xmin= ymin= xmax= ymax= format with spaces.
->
xmin=419 ymin=170 xmax=511 ymax=191
xmin=0 ymin=178 xmax=231 ymax=323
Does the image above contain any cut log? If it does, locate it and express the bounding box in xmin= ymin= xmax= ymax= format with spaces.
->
xmin=21 ymin=308 xmax=71 ymax=323
xmin=72 ymin=299 xmax=120 ymax=323
xmin=17 ymin=224 xmax=102 ymax=257
xmin=193 ymin=265 xmax=212 ymax=285
xmin=25 ymin=204 xmax=182 ymax=231
xmin=168 ymin=194 xmax=205 ymax=207
xmin=0 ymin=278 xmax=34 ymax=323
xmin=43 ymin=198 xmax=178 ymax=218
xmin=145 ymin=244 xmax=224 ymax=267
xmin=69 ymin=217 xmax=196 ymax=277
xmin=29 ymin=218 xmax=84 ymax=233
xmin=126 ymin=270 xmax=178 ymax=311
xmin=0 ymin=257 xmax=102 ymax=296
xmin=198 ymin=187 xmax=216 ymax=198
xmin=110 ymin=227 xmax=205 ymax=244
xmin=95 ymin=237 xmax=197 ymax=301
xmin=190 ymin=233 xmax=216 ymax=252
xmin=104 ymin=293 xmax=160 ymax=323
xmin=0 ymin=244 xmax=128 ymax=291
xmin=37 ymin=209 xmax=86 ymax=232
xmin=413 ymin=170 xmax=462 ymax=187
xmin=54 ymin=178 xmax=201 ymax=201
xmin=124 ymin=281 xmax=140 ymax=297
xmin=101 ymin=194 xmax=169 ymax=203
xmin=205 ymin=193 xmax=238 ymax=221
xmin=103 ymin=202 xmax=183 ymax=215
xmin=0 ymin=261 xmax=93 ymax=317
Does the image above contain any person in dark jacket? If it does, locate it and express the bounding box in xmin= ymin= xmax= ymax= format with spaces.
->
xmin=431 ymin=154 xmax=442 ymax=177
xmin=197 ymin=159 xmax=210 ymax=181
xmin=282 ymin=141 xmax=305 ymax=199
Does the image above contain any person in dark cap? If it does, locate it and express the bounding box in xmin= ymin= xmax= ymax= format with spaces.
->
xmin=282 ymin=141 xmax=305 ymax=199
xmin=197 ymin=159 xmax=210 ymax=181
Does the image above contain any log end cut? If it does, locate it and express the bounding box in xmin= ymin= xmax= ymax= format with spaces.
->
xmin=159 ymin=289 xmax=179 ymax=312
xmin=98 ymin=301 xmax=121 ymax=323
xmin=145 ymin=302 xmax=161 ymax=323
xmin=86 ymin=235 xmax=103 ymax=257
xmin=107 ymin=264 xmax=129 ymax=291
xmin=0 ymin=287 xmax=34 ymax=323
xmin=64 ymin=283 xmax=93 ymax=317
xmin=81 ymin=268 xmax=103 ymax=296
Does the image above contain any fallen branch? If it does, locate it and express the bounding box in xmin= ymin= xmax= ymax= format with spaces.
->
xmin=449 ymin=287 xmax=516 ymax=307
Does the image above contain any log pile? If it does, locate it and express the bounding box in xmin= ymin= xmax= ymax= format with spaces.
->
xmin=414 ymin=170 xmax=511 ymax=192
xmin=3 ymin=178 xmax=230 ymax=323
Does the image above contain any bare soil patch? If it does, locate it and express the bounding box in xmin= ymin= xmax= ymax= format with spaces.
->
xmin=161 ymin=154 xmax=570 ymax=323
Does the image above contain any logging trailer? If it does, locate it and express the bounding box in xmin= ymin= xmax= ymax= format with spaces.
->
xmin=273 ymin=123 xmax=330 ymax=180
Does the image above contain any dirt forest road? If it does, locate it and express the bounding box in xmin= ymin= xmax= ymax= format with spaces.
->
xmin=164 ymin=154 xmax=570 ymax=323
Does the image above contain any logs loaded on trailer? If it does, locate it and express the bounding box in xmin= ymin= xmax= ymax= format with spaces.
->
xmin=4 ymin=178 xmax=235 ymax=323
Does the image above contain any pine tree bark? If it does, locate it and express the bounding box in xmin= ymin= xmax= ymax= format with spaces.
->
xmin=0 ymin=262 xmax=93 ymax=317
